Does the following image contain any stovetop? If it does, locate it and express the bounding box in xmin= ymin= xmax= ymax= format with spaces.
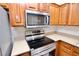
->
xmin=26 ymin=37 xmax=55 ymax=49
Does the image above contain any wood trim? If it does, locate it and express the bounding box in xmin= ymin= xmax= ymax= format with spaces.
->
xmin=55 ymin=40 xmax=61 ymax=56
xmin=16 ymin=52 xmax=31 ymax=56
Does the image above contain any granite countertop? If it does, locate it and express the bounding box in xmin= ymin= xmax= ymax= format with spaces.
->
xmin=46 ymin=34 xmax=79 ymax=47
xmin=11 ymin=39 xmax=30 ymax=56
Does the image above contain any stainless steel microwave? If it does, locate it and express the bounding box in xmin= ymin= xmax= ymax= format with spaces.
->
xmin=25 ymin=10 xmax=50 ymax=28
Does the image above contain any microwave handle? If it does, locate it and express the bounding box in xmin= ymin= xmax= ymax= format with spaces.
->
xmin=46 ymin=16 xmax=49 ymax=25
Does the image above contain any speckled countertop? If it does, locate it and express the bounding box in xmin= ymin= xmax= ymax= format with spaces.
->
xmin=11 ymin=38 xmax=30 ymax=56
xmin=11 ymin=32 xmax=79 ymax=56
xmin=46 ymin=33 xmax=79 ymax=47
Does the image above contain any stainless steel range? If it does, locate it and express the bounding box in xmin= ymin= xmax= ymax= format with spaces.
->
xmin=25 ymin=30 xmax=56 ymax=56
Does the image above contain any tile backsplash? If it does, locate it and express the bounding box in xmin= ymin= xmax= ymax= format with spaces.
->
xmin=25 ymin=26 xmax=58 ymax=34
xmin=57 ymin=26 xmax=79 ymax=36
xmin=43 ymin=26 xmax=58 ymax=33
xmin=11 ymin=26 xmax=79 ymax=42
xmin=11 ymin=27 xmax=25 ymax=41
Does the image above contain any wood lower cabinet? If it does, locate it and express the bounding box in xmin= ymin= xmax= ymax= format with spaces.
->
xmin=17 ymin=52 xmax=31 ymax=56
xmin=50 ymin=4 xmax=60 ymax=25
xmin=56 ymin=40 xmax=73 ymax=56
xmin=56 ymin=40 xmax=79 ymax=56
xmin=72 ymin=46 xmax=79 ymax=56
xmin=68 ymin=3 xmax=79 ymax=25
xmin=9 ymin=3 xmax=25 ymax=26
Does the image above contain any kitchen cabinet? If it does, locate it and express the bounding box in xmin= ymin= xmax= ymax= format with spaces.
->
xmin=25 ymin=3 xmax=49 ymax=12
xmin=0 ymin=3 xmax=9 ymax=9
xmin=59 ymin=4 xmax=69 ymax=25
xmin=9 ymin=3 xmax=25 ymax=26
xmin=50 ymin=4 xmax=60 ymax=25
xmin=39 ymin=3 xmax=49 ymax=12
xmin=72 ymin=46 xmax=79 ymax=56
xmin=68 ymin=3 xmax=79 ymax=25
xmin=56 ymin=40 xmax=79 ymax=56
xmin=25 ymin=3 xmax=39 ymax=11
xmin=50 ymin=3 xmax=70 ymax=25
xmin=17 ymin=52 xmax=31 ymax=56
xmin=56 ymin=40 xmax=73 ymax=56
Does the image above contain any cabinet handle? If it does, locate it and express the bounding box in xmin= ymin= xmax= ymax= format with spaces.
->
xmin=29 ymin=6 xmax=35 ymax=9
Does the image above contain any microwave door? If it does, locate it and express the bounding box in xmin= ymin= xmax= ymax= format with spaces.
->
xmin=44 ymin=16 xmax=48 ymax=25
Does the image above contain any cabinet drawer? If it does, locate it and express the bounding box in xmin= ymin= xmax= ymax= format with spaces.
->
xmin=73 ymin=52 xmax=79 ymax=56
xmin=25 ymin=3 xmax=38 ymax=11
xmin=60 ymin=45 xmax=72 ymax=55
xmin=56 ymin=40 xmax=73 ymax=56
xmin=60 ymin=41 xmax=73 ymax=50
xmin=59 ymin=50 xmax=72 ymax=56
xmin=73 ymin=46 xmax=79 ymax=55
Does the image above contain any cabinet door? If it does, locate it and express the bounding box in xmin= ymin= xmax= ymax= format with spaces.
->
xmin=0 ymin=3 xmax=9 ymax=9
xmin=68 ymin=3 xmax=79 ymax=25
xmin=39 ymin=3 xmax=49 ymax=12
xmin=19 ymin=4 xmax=25 ymax=26
xmin=56 ymin=40 xmax=73 ymax=56
xmin=49 ymin=4 xmax=59 ymax=25
xmin=9 ymin=3 xmax=25 ymax=26
xmin=59 ymin=4 xmax=69 ymax=25
xmin=25 ymin=3 xmax=38 ymax=11
xmin=72 ymin=46 xmax=79 ymax=56
xmin=9 ymin=3 xmax=17 ymax=26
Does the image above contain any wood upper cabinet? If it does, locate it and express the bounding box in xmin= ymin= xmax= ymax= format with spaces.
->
xmin=25 ymin=3 xmax=39 ymax=11
xmin=49 ymin=4 xmax=60 ymax=25
xmin=39 ymin=3 xmax=49 ymax=12
xmin=9 ymin=3 xmax=25 ymax=26
xmin=0 ymin=3 xmax=9 ymax=9
xmin=25 ymin=3 xmax=49 ymax=12
xmin=72 ymin=46 xmax=79 ymax=56
xmin=59 ymin=4 xmax=69 ymax=25
xmin=68 ymin=3 xmax=79 ymax=25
